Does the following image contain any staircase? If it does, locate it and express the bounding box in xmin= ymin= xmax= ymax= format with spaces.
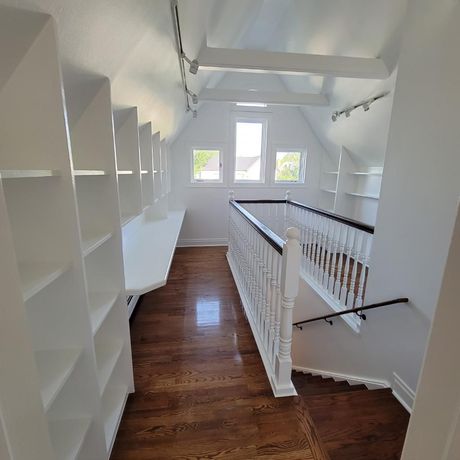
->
xmin=292 ymin=371 xmax=410 ymax=460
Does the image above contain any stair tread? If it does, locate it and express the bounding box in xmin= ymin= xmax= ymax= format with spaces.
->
xmin=302 ymin=388 xmax=409 ymax=460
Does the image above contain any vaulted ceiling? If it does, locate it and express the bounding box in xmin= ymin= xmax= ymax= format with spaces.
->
xmin=1 ymin=0 xmax=408 ymax=164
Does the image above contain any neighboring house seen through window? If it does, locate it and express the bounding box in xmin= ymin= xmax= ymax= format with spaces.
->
xmin=234 ymin=119 xmax=267 ymax=182
xmin=192 ymin=149 xmax=222 ymax=182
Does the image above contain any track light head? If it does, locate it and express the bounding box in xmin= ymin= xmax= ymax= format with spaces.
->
xmin=192 ymin=94 xmax=198 ymax=104
xmin=192 ymin=110 xmax=198 ymax=119
xmin=345 ymin=110 xmax=351 ymax=118
xmin=189 ymin=59 xmax=199 ymax=74
xmin=331 ymin=113 xmax=337 ymax=122
xmin=363 ymin=102 xmax=370 ymax=112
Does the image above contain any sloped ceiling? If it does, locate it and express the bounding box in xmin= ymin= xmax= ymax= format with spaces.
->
xmin=1 ymin=0 xmax=407 ymax=162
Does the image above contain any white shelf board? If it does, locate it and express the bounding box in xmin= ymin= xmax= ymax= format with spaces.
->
xmin=73 ymin=170 xmax=108 ymax=176
xmin=117 ymin=170 xmax=134 ymax=175
xmin=345 ymin=192 xmax=380 ymax=200
xmin=35 ymin=349 xmax=82 ymax=411
xmin=153 ymin=170 xmax=159 ymax=173
xmin=89 ymin=292 xmax=119 ymax=335
xmin=0 ymin=169 xmax=61 ymax=179
xmin=103 ymin=386 xmax=128 ymax=451
xmin=96 ymin=341 xmax=124 ymax=395
xmin=349 ymin=171 xmax=383 ymax=176
xmin=81 ymin=232 xmax=113 ymax=257
xmin=141 ymin=170 xmax=150 ymax=174
xmin=48 ymin=418 xmax=91 ymax=460
xmin=323 ymin=171 xmax=339 ymax=175
xmin=121 ymin=213 xmax=138 ymax=227
xmin=123 ymin=210 xmax=185 ymax=295
xmin=19 ymin=262 xmax=70 ymax=302
xmin=320 ymin=188 xmax=337 ymax=194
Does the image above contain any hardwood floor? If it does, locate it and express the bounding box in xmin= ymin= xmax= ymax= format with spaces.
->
xmin=111 ymin=247 xmax=320 ymax=460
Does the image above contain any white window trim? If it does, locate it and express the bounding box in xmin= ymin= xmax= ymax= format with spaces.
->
xmin=232 ymin=115 xmax=269 ymax=185
xmin=271 ymin=146 xmax=307 ymax=186
xmin=190 ymin=146 xmax=224 ymax=185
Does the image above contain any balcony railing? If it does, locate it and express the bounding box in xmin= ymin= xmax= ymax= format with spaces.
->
xmin=237 ymin=193 xmax=374 ymax=332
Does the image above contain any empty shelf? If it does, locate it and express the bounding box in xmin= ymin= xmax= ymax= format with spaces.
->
xmin=0 ymin=169 xmax=60 ymax=179
xmin=320 ymin=188 xmax=336 ymax=194
xmin=89 ymin=292 xmax=119 ymax=335
xmin=123 ymin=210 xmax=185 ymax=295
xmin=323 ymin=171 xmax=339 ymax=175
xmin=141 ymin=170 xmax=150 ymax=174
xmin=117 ymin=170 xmax=133 ymax=175
xmin=103 ymin=386 xmax=128 ymax=450
xmin=81 ymin=232 xmax=113 ymax=257
xmin=96 ymin=341 xmax=124 ymax=395
xmin=35 ymin=349 xmax=82 ymax=411
xmin=345 ymin=192 xmax=379 ymax=199
xmin=48 ymin=418 xmax=91 ymax=460
xmin=19 ymin=262 xmax=70 ymax=302
xmin=349 ymin=171 xmax=383 ymax=176
xmin=73 ymin=170 xmax=108 ymax=176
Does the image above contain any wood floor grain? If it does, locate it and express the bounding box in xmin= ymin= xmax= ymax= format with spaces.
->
xmin=110 ymin=247 xmax=321 ymax=460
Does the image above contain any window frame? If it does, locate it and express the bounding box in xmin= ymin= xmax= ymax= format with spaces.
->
xmin=272 ymin=147 xmax=307 ymax=186
xmin=190 ymin=146 xmax=224 ymax=185
xmin=232 ymin=116 xmax=268 ymax=185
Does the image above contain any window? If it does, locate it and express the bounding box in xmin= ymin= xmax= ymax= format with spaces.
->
xmin=191 ymin=149 xmax=222 ymax=183
xmin=234 ymin=119 xmax=267 ymax=182
xmin=274 ymin=150 xmax=305 ymax=183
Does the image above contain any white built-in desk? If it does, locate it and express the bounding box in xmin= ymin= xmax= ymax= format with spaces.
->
xmin=122 ymin=210 xmax=185 ymax=309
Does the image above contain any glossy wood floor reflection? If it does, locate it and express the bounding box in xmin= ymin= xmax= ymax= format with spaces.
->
xmin=111 ymin=247 xmax=320 ymax=460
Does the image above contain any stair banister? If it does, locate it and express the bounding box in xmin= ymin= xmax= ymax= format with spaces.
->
xmin=227 ymin=193 xmax=301 ymax=397
xmin=276 ymin=226 xmax=301 ymax=390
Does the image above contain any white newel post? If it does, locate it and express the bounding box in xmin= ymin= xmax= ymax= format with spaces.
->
xmin=274 ymin=227 xmax=301 ymax=394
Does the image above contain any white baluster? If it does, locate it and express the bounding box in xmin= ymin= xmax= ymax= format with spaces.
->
xmin=334 ymin=225 xmax=347 ymax=301
xmin=340 ymin=229 xmax=356 ymax=307
xmin=328 ymin=222 xmax=339 ymax=295
xmin=347 ymin=231 xmax=364 ymax=308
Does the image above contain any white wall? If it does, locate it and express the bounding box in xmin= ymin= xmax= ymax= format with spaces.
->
xmin=292 ymin=0 xmax=460 ymax=409
xmin=170 ymin=75 xmax=329 ymax=245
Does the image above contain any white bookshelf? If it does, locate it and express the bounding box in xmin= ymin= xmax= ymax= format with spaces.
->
xmin=114 ymin=108 xmax=143 ymax=225
xmin=0 ymin=7 xmax=115 ymax=460
xmin=139 ymin=123 xmax=155 ymax=209
xmin=67 ymin=74 xmax=134 ymax=455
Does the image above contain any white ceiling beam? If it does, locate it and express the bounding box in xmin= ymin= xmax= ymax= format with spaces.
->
xmin=197 ymin=46 xmax=389 ymax=79
xmin=199 ymin=88 xmax=328 ymax=106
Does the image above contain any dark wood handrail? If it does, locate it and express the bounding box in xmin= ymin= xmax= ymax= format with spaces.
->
xmin=287 ymin=200 xmax=375 ymax=234
xmin=230 ymin=200 xmax=284 ymax=254
xmin=293 ymin=298 xmax=409 ymax=329
xmin=234 ymin=199 xmax=375 ymax=234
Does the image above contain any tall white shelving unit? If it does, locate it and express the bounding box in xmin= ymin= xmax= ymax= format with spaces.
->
xmin=113 ymin=108 xmax=143 ymax=226
xmin=139 ymin=123 xmax=155 ymax=210
xmin=66 ymin=77 xmax=134 ymax=455
xmin=0 ymin=7 xmax=133 ymax=460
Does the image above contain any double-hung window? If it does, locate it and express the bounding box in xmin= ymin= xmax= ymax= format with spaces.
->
xmin=234 ymin=118 xmax=267 ymax=183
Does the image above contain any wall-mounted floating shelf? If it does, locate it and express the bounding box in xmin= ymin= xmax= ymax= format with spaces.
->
xmin=349 ymin=171 xmax=383 ymax=176
xmin=116 ymin=170 xmax=134 ymax=175
xmin=323 ymin=171 xmax=339 ymax=175
xmin=81 ymin=232 xmax=113 ymax=257
xmin=345 ymin=191 xmax=380 ymax=200
xmin=321 ymin=188 xmax=337 ymax=194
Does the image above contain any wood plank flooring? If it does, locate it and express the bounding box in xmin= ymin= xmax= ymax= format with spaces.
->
xmin=110 ymin=247 xmax=321 ymax=460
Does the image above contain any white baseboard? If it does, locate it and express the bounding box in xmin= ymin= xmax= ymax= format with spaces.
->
xmin=392 ymin=372 xmax=415 ymax=413
xmin=227 ymin=253 xmax=297 ymax=397
xmin=178 ymin=237 xmax=228 ymax=247
xmin=292 ymin=365 xmax=390 ymax=390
